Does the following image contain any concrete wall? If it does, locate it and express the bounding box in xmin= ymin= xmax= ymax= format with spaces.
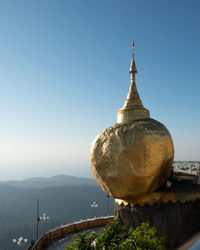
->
xmin=32 ymin=216 xmax=114 ymax=250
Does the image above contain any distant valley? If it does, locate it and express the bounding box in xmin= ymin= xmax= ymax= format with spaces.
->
xmin=0 ymin=175 xmax=114 ymax=250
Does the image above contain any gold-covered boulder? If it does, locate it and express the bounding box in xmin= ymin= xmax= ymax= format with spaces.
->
xmin=90 ymin=41 xmax=174 ymax=200
xmin=90 ymin=118 xmax=174 ymax=200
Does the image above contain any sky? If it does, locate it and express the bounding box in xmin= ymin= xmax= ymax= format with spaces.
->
xmin=0 ymin=0 xmax=200 ymax=180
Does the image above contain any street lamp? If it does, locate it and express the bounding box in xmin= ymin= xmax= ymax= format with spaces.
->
xmin=36 ymin=199 xmax=40 ymax=241
xmin=12 ymin=237 xmax=28 ymax=247
xmin=40 ymin=213 xmax=50 ymax=234
xmin=91 ymin=201 xmax=98 ymax=218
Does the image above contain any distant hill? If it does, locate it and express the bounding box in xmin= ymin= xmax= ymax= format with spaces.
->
xmin=0 ymin=174 xmax=97 ymax=188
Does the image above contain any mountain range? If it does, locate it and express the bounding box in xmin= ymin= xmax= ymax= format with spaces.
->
xmin=0 ymin=174 xmax=97 ymax=188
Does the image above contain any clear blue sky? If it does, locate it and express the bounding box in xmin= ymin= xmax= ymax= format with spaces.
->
xmin=0 ymin=0 xmax=199 ymax=180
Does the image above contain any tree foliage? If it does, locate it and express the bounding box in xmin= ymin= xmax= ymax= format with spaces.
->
xmin=66 ymin=219 xmax=165 ymax=250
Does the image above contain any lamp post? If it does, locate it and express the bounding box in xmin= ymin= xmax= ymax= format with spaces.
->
xmin=91 ymin=201 xmax=98 ymax=218
xmin=36 ymin=199 xmax=39 ymax=241
xmin=40 ymin=213 xmax=50 ymax=235
xmin=12 ymin=237 xmax=28 ymax=247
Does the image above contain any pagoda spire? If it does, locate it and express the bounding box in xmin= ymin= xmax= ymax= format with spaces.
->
xmin=129 ymin=41 xmax=137 ymax=74
xmin=117 ymin=41 xmax=150 ymax=123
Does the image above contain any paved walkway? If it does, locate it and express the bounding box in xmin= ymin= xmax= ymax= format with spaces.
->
xmin=46 ymin=226 xmax=104 ymax=250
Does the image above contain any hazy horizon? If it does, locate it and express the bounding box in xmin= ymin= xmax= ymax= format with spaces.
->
xmin=1 ymin=160 xmax=199 ymax=182
xmin=0 ymin=162 xmax=94 ymax=181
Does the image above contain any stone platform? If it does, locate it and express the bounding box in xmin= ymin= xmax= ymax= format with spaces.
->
xmin=115 ymin=174 xmax=200 ymax=249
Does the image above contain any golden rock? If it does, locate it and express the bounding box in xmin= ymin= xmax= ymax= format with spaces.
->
xmin=90 ymin=41 xmax=174 ymax=200
xmin=90 ymin=119 xmax=174 ymax=200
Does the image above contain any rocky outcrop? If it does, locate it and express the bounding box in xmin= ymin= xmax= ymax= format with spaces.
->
xmin=115 ymin=200 xmax=200 ymax=249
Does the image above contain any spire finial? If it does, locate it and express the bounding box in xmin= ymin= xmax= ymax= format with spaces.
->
xmin=117 ymin=41 xmax=150 ymax=123
xmin=129 ymin=40 xmax=137 ymax=74
xmin=132 ymin=40 xmax=135 ymax=56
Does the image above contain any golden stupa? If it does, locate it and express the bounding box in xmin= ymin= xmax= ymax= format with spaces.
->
xmin=90 ymin=42 xmax=174 ymax=201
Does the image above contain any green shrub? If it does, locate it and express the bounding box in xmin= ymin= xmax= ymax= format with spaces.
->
xmin=66 ymin=219 xmax=165 ymax=250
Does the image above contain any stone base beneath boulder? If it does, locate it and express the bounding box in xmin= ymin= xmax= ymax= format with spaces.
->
xmin=115 ymin=200 xmax=200 ymax=249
